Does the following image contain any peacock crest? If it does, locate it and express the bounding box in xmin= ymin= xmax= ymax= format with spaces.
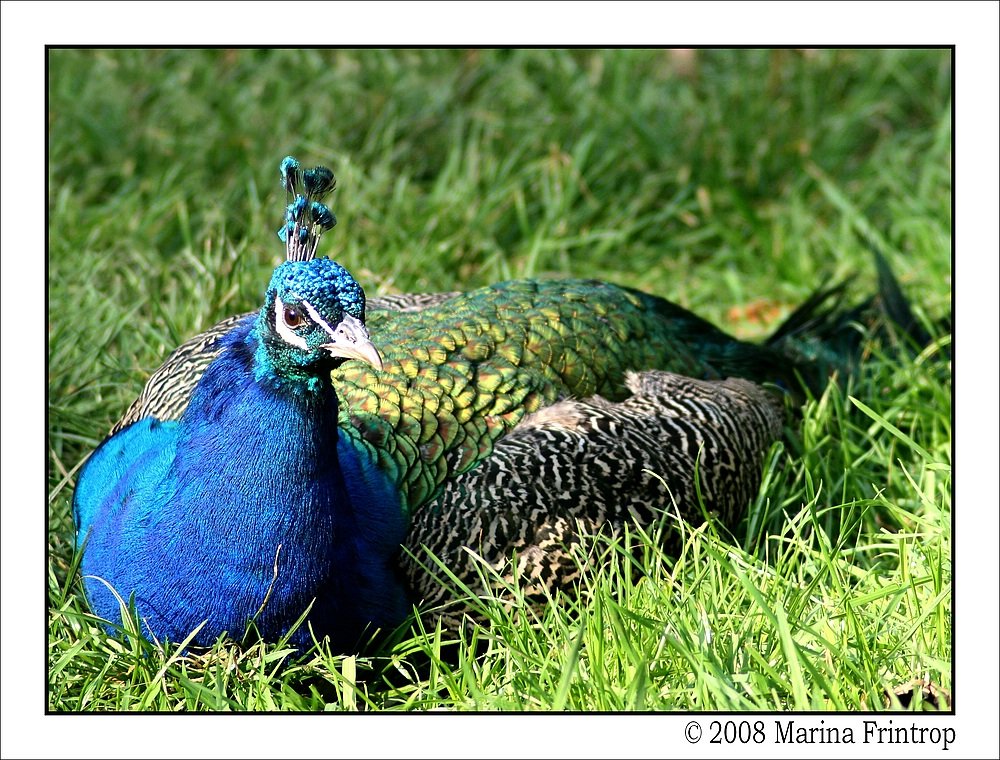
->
xmin=277 ymin=156 xmax=338 ymax=262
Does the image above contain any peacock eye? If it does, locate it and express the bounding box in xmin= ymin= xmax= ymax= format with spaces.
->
xmin=282 ymin=305 xmax=305 ymax=329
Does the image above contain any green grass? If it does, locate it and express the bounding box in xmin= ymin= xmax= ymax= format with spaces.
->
xmin=47 ymin=48 xmax=952 ymax=712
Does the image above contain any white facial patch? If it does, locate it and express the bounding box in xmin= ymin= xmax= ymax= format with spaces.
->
xmin=273 ymin=295 xmax=309 ymax=350
xmin=299 ymin=299 xmax=341 ymax=340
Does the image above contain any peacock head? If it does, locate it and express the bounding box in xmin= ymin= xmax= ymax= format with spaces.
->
xmin=252 ymin=156 xmax=383 ymax=390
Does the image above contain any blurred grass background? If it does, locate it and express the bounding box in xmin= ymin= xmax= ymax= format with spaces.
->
xmin=47 ymin=48 xmax=951 ymax=711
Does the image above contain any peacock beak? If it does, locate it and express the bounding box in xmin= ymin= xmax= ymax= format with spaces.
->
xmin=321 ymin=314 xmax=384 ymax=371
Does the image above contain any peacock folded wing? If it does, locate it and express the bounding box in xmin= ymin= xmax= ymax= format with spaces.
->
xmin=401 ymin=370 xmax=784 ymax=614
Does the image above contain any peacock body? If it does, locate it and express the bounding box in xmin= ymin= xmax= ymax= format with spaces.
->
xmin=72 ymin=157 xmax=905 ymax=651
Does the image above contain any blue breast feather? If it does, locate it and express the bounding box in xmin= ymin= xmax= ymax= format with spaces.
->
xmin=73 ymin=319 xmax=410 ymax=649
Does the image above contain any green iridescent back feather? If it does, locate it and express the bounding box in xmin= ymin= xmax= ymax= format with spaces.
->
xmin=332 ymin=278 xmax=775 ymax=514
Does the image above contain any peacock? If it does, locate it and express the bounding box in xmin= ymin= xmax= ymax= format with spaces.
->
xmin=73 ymin=156 xmax=919 ymax=652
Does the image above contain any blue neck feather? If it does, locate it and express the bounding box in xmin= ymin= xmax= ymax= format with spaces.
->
xmin=80 ymin=317 xmax=410 ymax=650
